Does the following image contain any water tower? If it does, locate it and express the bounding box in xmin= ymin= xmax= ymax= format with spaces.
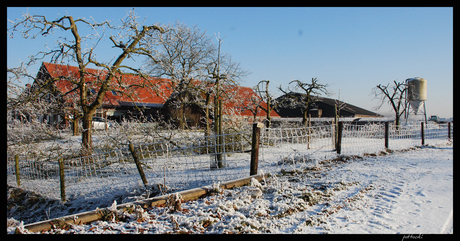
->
xmin=405 ymin=77 xmax=427 ymax=124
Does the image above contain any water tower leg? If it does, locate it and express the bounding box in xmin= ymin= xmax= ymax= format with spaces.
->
xmin=404 ymin=97 xmax=410 ymax=125
xmin=423 ymin=101 xmax=427 ymax=124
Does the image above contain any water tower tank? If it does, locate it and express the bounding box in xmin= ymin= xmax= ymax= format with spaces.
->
xmin=406 ymin=77 xmax=427 ymax=114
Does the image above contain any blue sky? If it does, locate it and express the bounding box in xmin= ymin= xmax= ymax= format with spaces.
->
xmin=7 ymin=7 xmax=453 ymax=118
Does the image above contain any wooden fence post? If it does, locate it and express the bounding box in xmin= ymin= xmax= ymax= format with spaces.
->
xmin=58 ymin=158 xmax=65 ymax=202
xmin=307 ymin=114 xmax=311 ymax=149
xmin=250 ymin=122 xmax=263 ymax=176
xmin=336 ymin=122 xmax=343 ymax=154
xmin=128 ymin=142 xmax=148 ymax=187
xmin=448 ymin=122 xmax=451 ymax=140
xmin=14 ymin=154 xmax=20 ymax=187
xmin=384 ymin=121 xmax=389 ymax=149
xmin=421 ymin=122 xmax=425 ymax=146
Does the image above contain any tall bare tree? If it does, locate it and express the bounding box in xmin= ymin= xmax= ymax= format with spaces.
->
xmin=8 ymin=9 xmax=164 ymax=153
xmin=145 ymin=22 xmax=215 ymax=129
xmin=206 ymin=35 xmax=249 ymax=129
xmin=145 ymin=23 xmax=249 ymax=132
xmin=145 ymin=24 xmax=248 ymax=168
xmin=374 ymin=80 xmax=408 ymax=128
xmin=205 ymin=35 xmax=249 ymax=167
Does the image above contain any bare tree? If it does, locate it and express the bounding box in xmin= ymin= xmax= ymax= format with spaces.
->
xmin=253 ymin=80 xmax=285 ymax=128
xmin=145 ymin=24 xmax=248 ymax=168
xmin=8 ymin=9 xmax=164 ymax=153
xmin=239 ymin=90 xmax=263 ymax=123
xmin=205 ymin=35 xmax=249 ymax=168
xmin=145 ymin=22 xmax=215 ymax=129
xmin=279 ymin=78 xmax=330 ymax=126
xmin=374 ymin=80 xmax=408 ymax=128
xmin=206 ymin=35 xmax=248 ymax=130
xmin=7 ymin=71 xmax=64 ymax=147
xmin=7 ymin=64 xmax=75 ymax=159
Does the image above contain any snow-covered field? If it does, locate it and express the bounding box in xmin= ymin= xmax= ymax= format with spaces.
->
xmin=9 ymin=143 xmax=453 ymax=234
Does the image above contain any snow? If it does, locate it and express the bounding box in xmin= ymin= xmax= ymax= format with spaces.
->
xmin=9 ymin=143 xmax=453 ymax=234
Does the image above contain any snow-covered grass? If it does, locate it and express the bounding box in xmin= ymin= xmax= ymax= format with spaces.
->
xmin=7 ymin=122 xmax=452 ymax=232
xmin=8 ymin=143 xmax=453 ymax=234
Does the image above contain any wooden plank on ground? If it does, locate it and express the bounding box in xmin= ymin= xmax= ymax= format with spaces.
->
xmin=22 ymin=173 xmax=266 ymax=233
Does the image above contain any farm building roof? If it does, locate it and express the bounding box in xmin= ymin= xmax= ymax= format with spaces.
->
xmin=318 ymin=96 xmax=382 ymax=117
xmin=274 ymin=92 xmax=381 ymax=118
xmin=38 ymin=62 xmax=279 ymax=118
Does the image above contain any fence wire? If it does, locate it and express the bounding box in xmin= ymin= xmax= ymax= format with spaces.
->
xmin=7 ymin=154 xmax=60 ymax=199
xmin=259 ymin=124 xmax=337 ymax=174
xmin=7 ymin=130 xmax=253 ymax=201
xmin=133 ymin=130 xmax=253 ymax=192
xmin=341 ymin=122 xmax=386 ymax=155
xmin=258 ymin=122 xmax=452 ymax=173
xmin=7 ymin=122 xmax=452 ymax=202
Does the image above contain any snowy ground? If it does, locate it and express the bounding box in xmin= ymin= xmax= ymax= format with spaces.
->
xmin=9 ymin=143 xmax=453 ymax=234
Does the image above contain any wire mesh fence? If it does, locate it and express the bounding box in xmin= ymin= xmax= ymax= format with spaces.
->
xmin=387 ymin=122 xmax=453 ymax=149
xmin=133 ymin=130 xmax=253 ymax=191
xmin=7 ymin=129 xmax=253 ymax=201
xmin=258 ymin=122 xmax=453 ymax=173
xmin=258 ymin=124 xmax=337 ymax=174
xmin=7 ymin=121 xmax=452 ymax=202
xmin=7 ymin=154 xmax=61 ymax=199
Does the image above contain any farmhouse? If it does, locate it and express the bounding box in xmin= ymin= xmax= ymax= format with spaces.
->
xmin=30 ymin=62 xmax=279 ymax=127
xmin=274 ymin=92 xmax=382 ymax=118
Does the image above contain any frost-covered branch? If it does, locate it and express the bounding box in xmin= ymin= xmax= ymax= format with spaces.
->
xmin=374 ymin=80 xmax=408 ymax=127
xmin=8 ymin=9 xmax=164 ymax=152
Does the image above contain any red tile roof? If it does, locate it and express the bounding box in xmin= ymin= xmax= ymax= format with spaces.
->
xmin=223 ymin=85 xmax=280 ymax=117
xmin=42 ymin=62 xmax=172 ymax=107
xmin=41 ymin=62 xmax=279 ymax=118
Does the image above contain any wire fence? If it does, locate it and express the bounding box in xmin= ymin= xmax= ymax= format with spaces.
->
xmin=258 ymin=122 xmax=453 ymax=173
xmin=7 ymin=121 xmax=452 ymax=202
xmin=7 ymin=130 xmax=253 ymax=201
xmin=258 ymin=124 xmax=336 ymax=172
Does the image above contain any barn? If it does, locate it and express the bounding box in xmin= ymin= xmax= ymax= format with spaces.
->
xmin=29 ymin=62 xmax=279 ymax=128
xmin=274 ymin=92 xmax=382 ymax=118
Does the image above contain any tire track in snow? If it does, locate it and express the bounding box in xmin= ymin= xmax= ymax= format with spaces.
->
xmin=440 ymin=209 xmax=453 ymax=234
xmin=299 ymin=146 xmax=453 ymax=233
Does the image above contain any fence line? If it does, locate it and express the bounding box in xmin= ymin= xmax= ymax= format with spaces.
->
xmin=7 ymin=121 xmax=452 ymax=202
xmin=258 ymin=122 xmax=452 ymax=173
xmin=7 ymin=129 xmax=253 ymax=201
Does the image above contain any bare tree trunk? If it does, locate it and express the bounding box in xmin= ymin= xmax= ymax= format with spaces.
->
xmin=218 ymin=99 xmax=223 ymax=167
xmin=214 ymin=97 xmax=223 ymax=168
xmin=179 ymin=103 xmax=186 ymax=129
xmin=302 ymin=109 xmax=308 ymax=126
xmin=204 ymin=94 xmax=211 ymax=137
xmin=72 ymin=120 xmax=79 ymax=136
xmin=265 ymin=82 xmax=272 ymax=128
xmin=395 ymin=114 xmax=401 ymax=130
xmin=72 ymin=108 xmax=80 ymax=136
xmin=82 ymin=113 xmax=93 ymax=153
